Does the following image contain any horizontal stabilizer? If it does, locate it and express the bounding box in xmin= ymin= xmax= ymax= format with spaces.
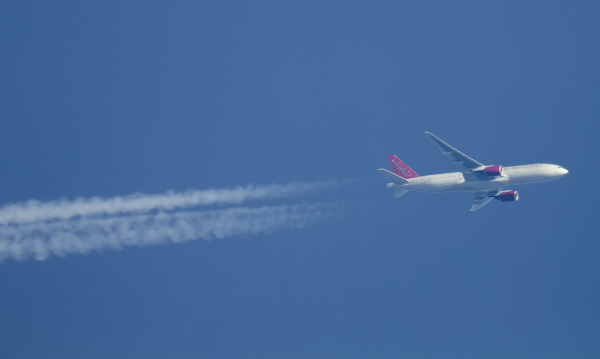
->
xmin=393 ymin=189 xmax=408 ymax=198
xmin=377 ymin=169 xmax=409 ymax=184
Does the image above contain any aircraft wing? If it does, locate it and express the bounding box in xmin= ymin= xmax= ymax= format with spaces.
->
xmin=470 ymin=190 xmax=501 ymax=211
xmin=425 ymin=133 xmax=484 ymax=180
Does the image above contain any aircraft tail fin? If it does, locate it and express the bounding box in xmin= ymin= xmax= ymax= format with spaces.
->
xmin=387 ymin=155 xmax=419 ymax=179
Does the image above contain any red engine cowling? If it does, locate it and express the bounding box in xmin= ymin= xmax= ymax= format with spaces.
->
xmin=484 ymin=165 xmax=503 ymax=176
xmin=498 ymin=190 xmax=519 ymax=202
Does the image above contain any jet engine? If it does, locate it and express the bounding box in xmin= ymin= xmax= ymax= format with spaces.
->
xmin=497 ymin=190 xmax=518 ymax=202
xmin=484 ymin=165 xmax=503 ymax=176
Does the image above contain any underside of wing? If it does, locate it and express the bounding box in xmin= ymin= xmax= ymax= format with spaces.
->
xmin=425 ymin=133 xmax=484 ymax=180
xmin=471 ymin=190 xmax=501 ymax=211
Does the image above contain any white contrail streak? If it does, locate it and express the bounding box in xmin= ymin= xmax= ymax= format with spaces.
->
xmin=0 ymin=203 xmax=335 ymax=261
xmin=0 ymin=181 xmax=334 ymax=224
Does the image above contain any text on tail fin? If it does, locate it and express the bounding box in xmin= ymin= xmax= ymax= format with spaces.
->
xmin=387 ymin=155 xmax=419 ymax=179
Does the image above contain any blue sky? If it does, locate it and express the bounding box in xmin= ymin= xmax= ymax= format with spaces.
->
xmin=1 ymin=1 xmax=599 ymax=358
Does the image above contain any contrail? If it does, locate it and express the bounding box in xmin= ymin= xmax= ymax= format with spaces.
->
xmin=0 ymin=203 xmax=336 ymax=261
xmin=0 ymin=181 xmax=341 ymax=261
xmin=0 ymin=181 xmax=335 ymax=224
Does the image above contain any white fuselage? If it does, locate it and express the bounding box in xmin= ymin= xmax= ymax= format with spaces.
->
xmin=402 ymin=164 xmax=568 ymax=193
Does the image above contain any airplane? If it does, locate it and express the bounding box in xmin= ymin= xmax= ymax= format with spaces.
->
xmin=377 ymin=132 xmax=569 ymax=211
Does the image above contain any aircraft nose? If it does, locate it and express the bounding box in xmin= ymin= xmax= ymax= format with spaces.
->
xmin=559 ymin=167 xmax=569 ymax=175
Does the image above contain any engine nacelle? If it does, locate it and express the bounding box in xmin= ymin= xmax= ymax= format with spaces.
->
xmin=498 ymin=190 xmax=519 ymax=202
xmin=484 ymin=165 xmax=503 ymax=177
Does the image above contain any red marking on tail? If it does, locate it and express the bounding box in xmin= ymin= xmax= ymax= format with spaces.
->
xmin=388 ymin=155 xmax=419 ymax=179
